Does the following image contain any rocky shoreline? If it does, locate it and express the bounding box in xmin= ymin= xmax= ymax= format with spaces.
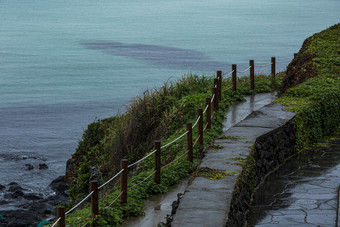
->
xmin=0 ymin=176 xmax=70 ymax=227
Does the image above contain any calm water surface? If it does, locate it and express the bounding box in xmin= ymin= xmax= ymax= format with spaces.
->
xmin=0 ymin=0 xmax=339 ymax=204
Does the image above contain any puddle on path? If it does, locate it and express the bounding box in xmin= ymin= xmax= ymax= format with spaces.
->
xmin=121 ymin=92 xmax=277 ymax=226
xmin=247 ymin=134 xmax=340 ymax=226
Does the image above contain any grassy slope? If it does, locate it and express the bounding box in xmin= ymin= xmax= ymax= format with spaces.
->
xmin=277 ymin=23 xmax=340 ymax=149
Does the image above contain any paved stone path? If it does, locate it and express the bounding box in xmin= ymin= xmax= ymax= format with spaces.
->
xmin=247 ymin=133 xmax=340 ymax=227
xmin=171 ymin=102 xmax=295 ymax=227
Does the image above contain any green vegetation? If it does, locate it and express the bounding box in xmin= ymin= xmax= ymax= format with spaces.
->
xmin=276 ymin=23 xmax=340 ymax=150
xmin=62 ymin=72 xmax=274 ymax=225
xmin=193 ymin=167 xmax=236 ymax=180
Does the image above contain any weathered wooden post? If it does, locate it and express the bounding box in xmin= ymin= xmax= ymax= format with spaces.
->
xmin=214 ymin=78 xmax=219 ymax=101
xmin=217 ymin=71 xmax=222 ymax=100
xmin=57 ymin=206 xmax=65 ymax=227
xmin=205 ymin=97 xmax=211 ymax=130
xmin=186 ymin=123 xmax=193 ymax=163
xmin=154 ymin=140 xmax=161 ymax=184
xmin=212 ymin=87 xmax=219 ymax=111
xmin=198 ymin=108 xmax=203 ymax=146
xmin=121 ymin=159 xmax=128 ymax=204
xmin=271 ymin=57 xmax=276 ymax=77
xmin=250 ymin=60 xmax=255 ymax=91
xmin=232 ymin=64 xmax=237 ymax=91
xmin=91 ymin=181 xmax=99 ymax=217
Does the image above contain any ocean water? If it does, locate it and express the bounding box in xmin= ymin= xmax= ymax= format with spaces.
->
xmin=0 ymin=0 xmax=339 ymax=203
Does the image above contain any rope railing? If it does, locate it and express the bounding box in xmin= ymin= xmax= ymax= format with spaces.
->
xmin=237 ymin=66 xmax=251 ymax=74
xmin=254 ymin=62 xmax=272 ymax=67
xmin=65 ymin=191 xmax=94 ymax=215
xmin=161 ymin=130 xmax=188 ymax=150
xmin=128 ymin=150 xmax=156 ymax=168
xmin=98 ymin=169 xmax=124 ymax=189
xmin=107 ymin=191 xmax=123 ymax=208
xmin=128 ymin=171 xmax=157 ymax=190
xmin=49 ymin=55 xmax=294 ymax=226
xmin=192 ymin=115 xmax=201 ymax=129
xmin=51 ymin=217 xmax=61 ymax=227
xmin=276 ymin=59 xmax=291 ymax=63
xmin=161 ymin=150 xmax=189 ymax=170
xmin=225 ymin=70 xmax=234 ymax=77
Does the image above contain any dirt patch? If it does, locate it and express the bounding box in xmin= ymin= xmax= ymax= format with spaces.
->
xmin=279 ymin=38 xmax=318 ymax=94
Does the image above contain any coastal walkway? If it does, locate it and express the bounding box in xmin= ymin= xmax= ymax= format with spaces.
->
xmin=171 ymin=97 xmax=296 ymax=226
xmin=122 ymin=92 xmax=279 ymax=226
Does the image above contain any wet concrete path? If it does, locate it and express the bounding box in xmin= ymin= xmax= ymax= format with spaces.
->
xmin=247 ymin=133 xmax=340 ymax=227
xmin=121 ymin=92 xmax=277 ymax=226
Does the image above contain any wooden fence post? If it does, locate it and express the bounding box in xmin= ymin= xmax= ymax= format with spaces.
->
xmin=205 ymin=97 xmax=211 ymax=130
xmin=186 ymin=123 xmax=193 ymax=163
xmin=271 ymin=57 xmax=276 ymax=77
xmin=155 ymin=140 xmax=161 ymax=184
xmin=121 ymin=159 xmax=128 ymax=204
xmin=212 ymin=87 xmax=219 ymax=111
xmin=91 ymin=181 xmax=99 ymax=217
xmin=198 ymin=108 xmax=203 ymax=146
xmin=57 ymin=206 xmax=65 ymax=227
xmin=214 ymin=78 xmax=219 ymax=101
xmin=250 ymin=60 xmax=255 ymax=91
xmin=217 ymin=71 xmax=222 ymax=100
xmin=232 ymin=64 xmax=237 ymax=91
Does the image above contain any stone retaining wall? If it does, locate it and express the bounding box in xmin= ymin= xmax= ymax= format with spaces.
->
xmin=226 ymin=118 xmax=297 ymax=226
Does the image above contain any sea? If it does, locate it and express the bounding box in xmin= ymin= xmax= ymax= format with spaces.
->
xmin=0 ymin=0 xmax=339 ymax=207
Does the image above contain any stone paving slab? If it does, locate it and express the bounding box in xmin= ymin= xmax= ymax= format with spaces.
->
xmin=171 ymin=102 xmax=295 ymax=227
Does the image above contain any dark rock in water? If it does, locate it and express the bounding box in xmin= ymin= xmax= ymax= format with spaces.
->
xmin=0 ymin=210 xmax=43 ymax=227
xmin=4 ymin=190 xmax=24 ymax=199
xmin=39 ymin=163 xmax=48 ymax=169
xmin=0 ymin=184 xmax=5 ymax=190
xmin=8 ymin=182 xmax=18 ymax=186
xmin=0 ymin=200 xmax=10 ymax=205
xmin=25 ymin=163 xmax=34 ymax=170
xmin=49 ymin=176 xmax=69 ymax=196
xmin=23 ymin=193 xmax=43 ymax=201
xmin=8 ymin=185 xmax=24 ymax=192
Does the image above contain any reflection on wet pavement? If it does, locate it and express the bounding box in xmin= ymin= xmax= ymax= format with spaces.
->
xmin=121 ymin=92 xmax=277 ymax=227
xmin=247 ymin=134 xmax=340 ymax=226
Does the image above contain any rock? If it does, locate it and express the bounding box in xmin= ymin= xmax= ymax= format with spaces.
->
xmin=23 ymin=193 xmax=43 ymax=201
xmin=25 ymin=164 xmax=34 ymax=170
xmin=49 ymin=176 xmax=69 ymax=196
xmin=8 ymin=182 xmax=18 ymax=186
xmin=0 ymin=210 xmax=43 ymax=227
xmin=0 ymin=184 xmax=5 ymax=190
xmin=39 ymin=163 xmax=48 ymax=169
xmin=8 ymin=185 xmax=24 ymax=192
xmin=5 ymin=190 xmax=24 ymax=199
xmin=89 ymin=166 xmax=103 ymax=183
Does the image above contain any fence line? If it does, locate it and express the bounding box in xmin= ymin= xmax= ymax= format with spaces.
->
xmin=49 ymin=55 xmax=293 ymax=226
